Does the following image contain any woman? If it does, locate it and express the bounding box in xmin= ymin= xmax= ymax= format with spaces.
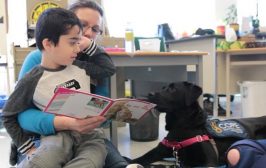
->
xmin=15 ymin=1 xmax=133 ymax=168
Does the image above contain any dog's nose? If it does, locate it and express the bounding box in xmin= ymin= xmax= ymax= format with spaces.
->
xmin=147 ymin=92 xmax=155 ymax=99
xmin=148 ymin=92 xmax=155 ymax=96
xmin=147 ymin=93 xmax=158 ymax=104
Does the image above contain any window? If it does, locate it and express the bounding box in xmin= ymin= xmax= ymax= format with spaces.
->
xmin=103 ymin=0 xmax=215 ymax=38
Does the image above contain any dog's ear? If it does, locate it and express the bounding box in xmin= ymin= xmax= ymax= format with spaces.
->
xmin=184 ymin=82 xmax=202 ymax=106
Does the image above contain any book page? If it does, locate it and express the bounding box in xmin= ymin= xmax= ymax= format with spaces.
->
xmin=44 ymin=88 xmax=113 ymax=119
xmin=103 ymin=99 xmax=156 ymax=123
xmin=44 ymin=88 xmax=156 ymax=122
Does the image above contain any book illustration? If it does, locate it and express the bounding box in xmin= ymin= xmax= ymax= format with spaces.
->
xmin=104 ymin=100 xmax=134 ymax=122
xmin=103 ymin=99 xmax=156 ymax=123
xmin=45 ymin=92 xmax=73 ymax=112
xmin=46 ymin=92 xmax=112 ymax=118
xmin=87 ymin=97 xmax=110 ymax=110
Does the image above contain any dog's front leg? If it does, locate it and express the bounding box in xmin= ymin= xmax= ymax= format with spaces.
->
xmin=130 ymin=143 xmax=173 ymax=166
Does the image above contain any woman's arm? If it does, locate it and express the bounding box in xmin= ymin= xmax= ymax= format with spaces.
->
xmin=18 ymin=109 xmax=106 ymax=135
xmin=75 ymin=40 xmax=116 ymax=79
xmin=2 ymin=73 xmax=41 ymax=154
xmin=18 ymin=108 xmax=56 ymax=135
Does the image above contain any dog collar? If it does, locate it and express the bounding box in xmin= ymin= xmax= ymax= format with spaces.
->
xmin=161 ymin=135 xmax=210 ymax=150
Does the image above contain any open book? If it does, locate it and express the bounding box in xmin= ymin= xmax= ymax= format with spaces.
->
xmin=44 ymin=88 xmax=156 ymax=123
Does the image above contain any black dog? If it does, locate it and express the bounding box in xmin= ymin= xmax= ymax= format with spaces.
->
xmin=131 ymin=82 xmax=266 ymax=167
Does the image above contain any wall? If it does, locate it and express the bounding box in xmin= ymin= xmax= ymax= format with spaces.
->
xmin=7 ymin=0 xmax=27 ymax=47
xmin=0 ymin=0 xmax=7 ymax=55
xmin=215 ymin=0 xmax=237 ymax=23
xmin=6 ymin=0 xmax=238 ymax=48
xmin=5 ymin=0 xmax=69 ymax=93
xmin=0 ymin=0 xmax=8 ymax=95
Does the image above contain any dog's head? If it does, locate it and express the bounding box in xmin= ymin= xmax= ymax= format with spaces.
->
xmin=148 ymin=82 xmax=202 ymax=111
xmin=148 ymin=82 xmax=207 ymax=130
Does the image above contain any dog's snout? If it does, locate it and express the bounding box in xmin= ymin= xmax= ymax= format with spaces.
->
xmin=147 ymin=92 xmax=156 ymax=99
xmin=148 ymin=92 xmax=155 ymax=97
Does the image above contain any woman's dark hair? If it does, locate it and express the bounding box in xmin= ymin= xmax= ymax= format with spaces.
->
xmin=35 ymin=8 xmax=82 ymax=50
xmin=68 ymin=0 xmax=103 ymax=17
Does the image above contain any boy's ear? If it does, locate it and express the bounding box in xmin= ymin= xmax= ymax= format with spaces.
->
xmin=42 ymin=38 xmax=53 ymax=50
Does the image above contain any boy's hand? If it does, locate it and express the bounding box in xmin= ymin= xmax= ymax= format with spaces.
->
xmin=79 ymin=36 xmax=92 ymax=51
xmin=54 ymin=115 xmax=106 ymax=134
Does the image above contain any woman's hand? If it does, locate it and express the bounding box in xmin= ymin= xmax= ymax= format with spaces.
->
xmin=79 ymin=36 xmax=92 ymax=51
xmin=54 ymin=115 xmax=106 ymax=134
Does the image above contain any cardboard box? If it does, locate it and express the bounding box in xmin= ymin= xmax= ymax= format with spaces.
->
xmin=96 ymin=36 xmax=125 ymax=48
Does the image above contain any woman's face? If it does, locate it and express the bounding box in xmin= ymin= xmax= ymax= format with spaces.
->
xmin=75 ymin=8 xmax=102 ymax=40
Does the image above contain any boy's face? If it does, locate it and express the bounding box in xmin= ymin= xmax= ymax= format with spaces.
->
xmin=45 ymin=25 xmax=82 ymax=68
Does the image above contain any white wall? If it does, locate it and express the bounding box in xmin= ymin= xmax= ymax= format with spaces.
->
xmin=103 ymin=0 xmax=238 ymax=38
xmin=215 ymin=0 xmax=237 ymax=24
xmin=4 ymin=0 xmax=241 ymax=46
xmin=0 ymin=0 xmax=7 ymax=56
xmin=7 ymin=0 xmax=27 ymax=47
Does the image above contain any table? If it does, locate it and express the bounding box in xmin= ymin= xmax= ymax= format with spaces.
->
xmin=218 ymin=48 xmax=266 ymax=117
xmin=107 ymin=51 xmax=207 ymax=146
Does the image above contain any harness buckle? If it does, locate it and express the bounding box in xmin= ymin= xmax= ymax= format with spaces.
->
xmin=172 ymin=147 xmax=181 ymax=168
xmin=196 ymin=135 xmax=203 ymax=142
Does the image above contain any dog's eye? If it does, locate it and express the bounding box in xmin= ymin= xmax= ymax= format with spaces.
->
xmin=165 ymin=86 xmax=176 ymax=93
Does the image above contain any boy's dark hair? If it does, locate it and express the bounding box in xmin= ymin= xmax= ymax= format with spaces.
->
xmin=69 ymin=0 xmax=103 ymax=17
xmin=35 ymin=8 xmax=82 ymax=50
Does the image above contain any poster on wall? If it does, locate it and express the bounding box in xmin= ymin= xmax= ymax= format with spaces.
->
xmin=27 ymin=0 xmax=68 ymax=28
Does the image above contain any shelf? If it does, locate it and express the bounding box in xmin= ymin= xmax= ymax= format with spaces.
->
xmin=231 ymin=60 xmax=266 ymax=66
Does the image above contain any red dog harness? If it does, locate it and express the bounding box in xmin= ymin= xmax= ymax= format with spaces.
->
xmin=161 ymin=135 xmax=211 ymax=150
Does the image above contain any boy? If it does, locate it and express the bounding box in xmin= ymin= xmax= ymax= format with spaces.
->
xmin=3 ymin=8 xmax=107 ymax=168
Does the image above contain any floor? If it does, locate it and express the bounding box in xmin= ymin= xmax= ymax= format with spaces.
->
xmin=109 ymin=113 xmax=168 ymax=160
xmin=0 ymin=127 xmax=12 ymax=168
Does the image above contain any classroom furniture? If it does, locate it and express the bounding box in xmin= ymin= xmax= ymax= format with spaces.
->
xmin=166 ymin=35 xmax=224 ymax=117
xmin=217 ymin=48 xmax=266 ymax=117
xmin=12 ymin=46 xmax=36 ymax=81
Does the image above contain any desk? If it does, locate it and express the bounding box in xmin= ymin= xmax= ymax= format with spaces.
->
xmin=108 ymin=51 xmax=207 ymax=146
xmin=218 ymin=48 xmax=266 ymax=117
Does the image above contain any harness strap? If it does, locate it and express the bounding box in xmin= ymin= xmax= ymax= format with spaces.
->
xmin=161 ymin=135 xmax=210 ymax=150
